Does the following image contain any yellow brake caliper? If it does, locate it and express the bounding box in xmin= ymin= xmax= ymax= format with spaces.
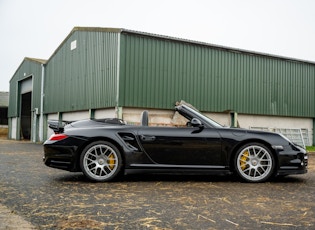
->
xmin=240 ymin=150 xmax=249 ymax=170
xmin=107 ymin=153 xmax=116 ymax=170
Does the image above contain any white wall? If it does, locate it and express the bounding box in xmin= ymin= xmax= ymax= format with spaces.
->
xmin=204 ymin=112 xmax=231 ymax=127
xmin=123 ymin=108 xmax=174 ymax=125
xmin=62 ymin=111 xmax=90 ymax=121
xmin=238 ymin=114 xmax=313 ymax=131
xmin=10 ymin=117 xmax=17 ymax=139
xmin=238 ymin=114 xmax=313 ymax=145
xmin=94 ymin=109 xmax=116 ymax=119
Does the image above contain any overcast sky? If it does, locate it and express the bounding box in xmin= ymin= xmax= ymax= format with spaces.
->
xmin=1 ymin=0 xmax=315 ymax=92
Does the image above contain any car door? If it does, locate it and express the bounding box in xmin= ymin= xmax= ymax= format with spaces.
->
xmin=137 ymin=126 xmax=222 ymax=166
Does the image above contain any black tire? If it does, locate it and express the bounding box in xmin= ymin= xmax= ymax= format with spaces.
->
xmin=80 ymin=141 xmax=122 ymax=182
xmin=234 ymin=143 xmax=275 ymax=183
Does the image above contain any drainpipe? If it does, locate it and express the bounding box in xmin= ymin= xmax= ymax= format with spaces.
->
xmin=115 ymin=32 xmax=122 ymax=119
xmin=39 ymin=64 xmax=45 ymax=141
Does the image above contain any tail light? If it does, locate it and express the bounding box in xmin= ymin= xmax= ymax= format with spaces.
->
xmin=49 ymin=134 xmax=68 ymax=141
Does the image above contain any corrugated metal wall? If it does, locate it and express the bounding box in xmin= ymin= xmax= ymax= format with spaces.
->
xmin=9 ymin=28 xmax=315 ymax=119
xmin=8 ymin=58 xmax=43 ymax=117
xmin=119 ymin=33 xmax=315 ymax=117
xmin=44 ymin=30 xmax=120 ymax=114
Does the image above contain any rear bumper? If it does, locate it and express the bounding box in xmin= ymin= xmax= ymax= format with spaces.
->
xmin=43 ymin=144 xmax=80 ymax=172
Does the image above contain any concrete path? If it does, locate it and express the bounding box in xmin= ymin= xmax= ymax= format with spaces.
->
xmin=0 ymin=204 xmax=36 ymax=230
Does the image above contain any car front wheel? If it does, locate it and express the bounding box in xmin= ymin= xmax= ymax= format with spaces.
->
xmin=80 ymin=141 xmax=122 ymax=182
xmin=235 ymin=143 xmax=275 ymax=182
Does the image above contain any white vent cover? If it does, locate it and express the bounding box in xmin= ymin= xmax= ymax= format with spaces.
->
xmin=71 ymin=40 xmax=77 ymax=50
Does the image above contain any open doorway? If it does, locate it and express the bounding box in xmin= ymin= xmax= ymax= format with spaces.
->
xmin=21 ymin=92 xmax=32 ymax=139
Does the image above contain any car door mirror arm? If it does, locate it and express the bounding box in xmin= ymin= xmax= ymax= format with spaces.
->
xmin=190 ymin=118 xmax=204 ymax=133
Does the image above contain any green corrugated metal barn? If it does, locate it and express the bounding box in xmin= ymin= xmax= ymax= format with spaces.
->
xmin=8 ymin=27 xmax=315 ymax=145
xmin=0 ymin=91 xmax=9 ymax=138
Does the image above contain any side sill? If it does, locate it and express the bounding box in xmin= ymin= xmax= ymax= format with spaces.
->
xmin=129 ymin=164 xmax=226 ymax=169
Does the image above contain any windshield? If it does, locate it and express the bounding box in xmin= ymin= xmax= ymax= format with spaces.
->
xmin=183 ymin=106 xmax=223 ymax=128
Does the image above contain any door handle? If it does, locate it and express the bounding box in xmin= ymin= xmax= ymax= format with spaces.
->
xmin=140 ymin=135 xmax=156 ymax=141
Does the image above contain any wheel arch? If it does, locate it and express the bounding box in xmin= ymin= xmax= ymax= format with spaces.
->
xmin=228 ymin=138 xmax=279 ymax=173
xmin=75 ymin=137 xmax=126 ymax=171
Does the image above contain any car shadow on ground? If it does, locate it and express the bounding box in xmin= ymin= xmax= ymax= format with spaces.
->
xmin=51 ymin=172 xmax=307 ymax=184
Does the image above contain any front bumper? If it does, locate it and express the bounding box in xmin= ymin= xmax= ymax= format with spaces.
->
xmin=277 ymin=145 xmax=308 ymax=176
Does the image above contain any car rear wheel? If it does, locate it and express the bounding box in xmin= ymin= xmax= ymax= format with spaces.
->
xmin=80 ymin=141 xmax=122 ymax=182
xmin=234 ymin=143 xmax=275 ymax=182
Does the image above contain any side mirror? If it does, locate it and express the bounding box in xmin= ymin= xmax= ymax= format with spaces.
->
xmin=191 ymin=118 xmax=204 ymax=133
xmin=191 ymin=118 xmax=203 ymax=128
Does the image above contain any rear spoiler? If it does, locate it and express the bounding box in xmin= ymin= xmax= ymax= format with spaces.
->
xmin=48 ymin=120 xmax=72 ymax=134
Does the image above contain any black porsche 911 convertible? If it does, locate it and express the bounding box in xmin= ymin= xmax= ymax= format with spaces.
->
xmin=43 ymin=104 xmax=308 ymax=183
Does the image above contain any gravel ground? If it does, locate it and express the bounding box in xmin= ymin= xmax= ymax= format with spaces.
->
xmin=0 ymin=139 xmax=314 ymax=229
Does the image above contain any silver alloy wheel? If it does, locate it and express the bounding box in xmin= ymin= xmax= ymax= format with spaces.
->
xmin=236 ymin=144 xmax=274 ymax=182
xmin=82 ymin=143 xmax=119 ymax=181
